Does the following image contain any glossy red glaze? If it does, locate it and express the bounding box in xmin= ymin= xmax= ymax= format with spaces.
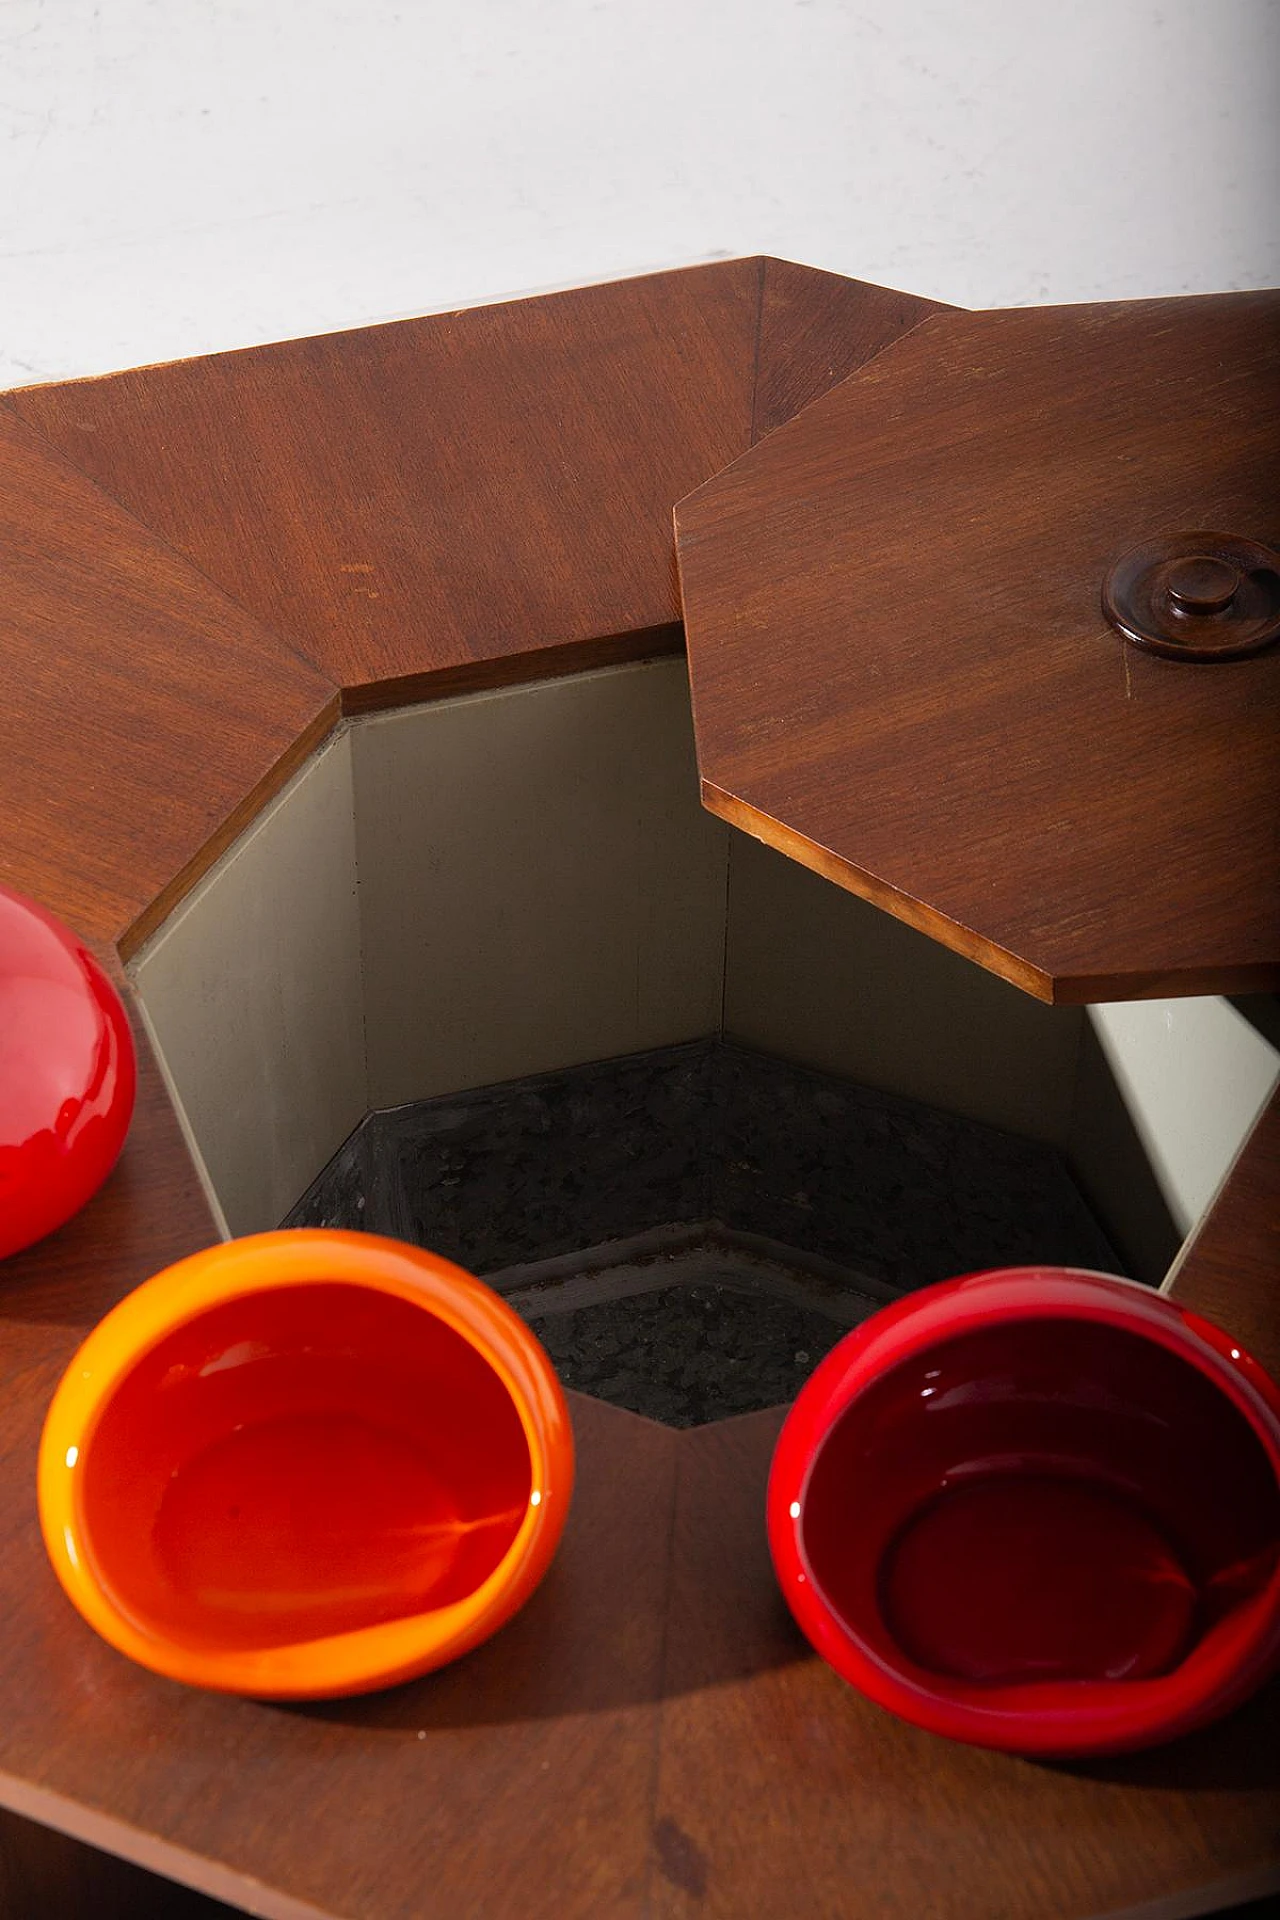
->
xmin=768 ymin=1268 xmax=1280 ymax=1755
xmin=85 ymin=1282 xmax=533 ymax=1649
xmin=0 ymin=883 xmax=136 ymax=1261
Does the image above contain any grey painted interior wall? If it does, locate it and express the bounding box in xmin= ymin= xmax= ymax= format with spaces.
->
xmin=352 ymin=660 xmax=728 ymax=1110
xmin=130 ymin=728 xmax=366 ymax=1238
xmin=722 ymin=833 xmax=1085 ymax=1146
xmin=128 ymin=656 xmax=1249 ymax=1276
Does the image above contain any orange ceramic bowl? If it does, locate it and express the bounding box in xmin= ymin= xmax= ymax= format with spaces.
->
xmin=39 ymin=1230 xmax=573 ymax=1697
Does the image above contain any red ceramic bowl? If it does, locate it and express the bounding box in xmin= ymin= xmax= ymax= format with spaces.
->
xmin=40 ymin=1230 xmax=574 ymax=1697
xmin=768 ymin=1267 xmax=1280 ymax=1756
xmin=0 ymin=883 xmax=136 ymax=1261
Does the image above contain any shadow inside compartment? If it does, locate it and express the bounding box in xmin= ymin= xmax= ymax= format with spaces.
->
xmin=285 ymin=1035 xmax=1127 ymax=1427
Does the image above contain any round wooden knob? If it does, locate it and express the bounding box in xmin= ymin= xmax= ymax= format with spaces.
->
xmin=1103 ymin=532 xmax=1280 ymax=661
xmin=1165 ymin=555 xmax=1241 ymax=616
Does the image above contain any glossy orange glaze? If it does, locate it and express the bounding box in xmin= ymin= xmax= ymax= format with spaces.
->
xmin=39 ymin=1231 xmax=573 ymax=1696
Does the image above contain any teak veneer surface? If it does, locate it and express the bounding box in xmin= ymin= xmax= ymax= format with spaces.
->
xmin=1 ymin=1006 xmax=677 ymax=1918
xmin=1 ymin=1233 xmax=678 ymax=1918
xmin=678 ymin=292 xmax=1280 ymax=1004
xmin=8 ymin=261 xmax=934 ymax=711
xmin=0 ymin=261 xmax=1277 ymax=1919
xmin=751 ymin=256 xmax=948 ymax=442
xmin=651 ymin=1403 xmax=1280 ymax=1920
xmin=0 ymin=409 xmax=338 ymax=954
xmin=3 ymin=1042 xmax=1277 ymax=1920
xmin=1169 ymin=1095 xmax=1280 ymax=1383
xmin=7 ymin=263 xmax=949 ymax=712
xmin=7 ymin=263 xmax=765 ymax=704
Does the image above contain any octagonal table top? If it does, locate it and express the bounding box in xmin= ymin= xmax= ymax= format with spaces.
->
xmin=677 ymin=292 xmax=1280 ymax=1003
xmin=0 ymin=259 xmax=1277 ymax=1920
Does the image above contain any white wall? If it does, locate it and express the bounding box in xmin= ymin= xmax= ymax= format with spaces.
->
xmin=1090 ymin=1001 xmax=1279 ymax=1239
xmin=2 ymin=1 xmax=1276 ymax=390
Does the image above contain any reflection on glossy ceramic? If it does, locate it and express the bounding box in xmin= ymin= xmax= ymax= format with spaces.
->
xmin=39 ymin=1230 xmax=574 ymax=1697
xmin=0 ymin=883 xmax=136 ymax=1261
xmin=768 ymin=1267 xmax=1280 ymax=1756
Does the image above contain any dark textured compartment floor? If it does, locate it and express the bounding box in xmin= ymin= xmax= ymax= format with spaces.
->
xmin=526 ymin=1282 xmax=848 ymax=1426
xmin=285 ymin=1038 xmax=1123 ymax=1424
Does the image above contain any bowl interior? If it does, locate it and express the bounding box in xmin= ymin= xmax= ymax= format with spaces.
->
xmin=78 ymin=1282 xmax=532 ymax=1652
xmin=801 ymin=1317 xmax=1280 ymax=1692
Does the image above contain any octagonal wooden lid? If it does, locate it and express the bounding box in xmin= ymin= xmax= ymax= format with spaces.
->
xmin=676 ymin=291 xmax=1280 ymax=1003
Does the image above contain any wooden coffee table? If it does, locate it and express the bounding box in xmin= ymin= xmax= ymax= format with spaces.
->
xmin=1 ymin=259 xmax=1276 ymax=1919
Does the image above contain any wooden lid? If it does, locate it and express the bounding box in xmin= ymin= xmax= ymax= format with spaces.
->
xmin=2 ymin=262 xmax=1278 ymax=1920
xmin=677 ymin=292 xmax=1280 ymax=1003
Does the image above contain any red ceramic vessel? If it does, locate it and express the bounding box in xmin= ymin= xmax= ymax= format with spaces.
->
xmin=767 ymin=1267 xmax=1280 ymax=1756
xmin=0 ymin=884 xmax=136 ymax=1262
xmin=40 ymin=1230 xmax=574 ymax=1697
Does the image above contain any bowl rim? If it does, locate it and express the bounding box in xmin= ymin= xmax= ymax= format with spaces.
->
xmin=38 ymin=1227 xmax=574 ymax=1698
xmin=767 ymin=1265 xmax=1280 ymax=1755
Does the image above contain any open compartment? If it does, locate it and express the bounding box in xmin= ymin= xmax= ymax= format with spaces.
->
xmin=129 ymin=657 xmax=1278 ymax=1425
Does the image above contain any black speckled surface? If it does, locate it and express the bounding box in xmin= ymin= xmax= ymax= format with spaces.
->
xmin=711 ymin=1044 xmax=1114 ymax=1290
xmin=527 ymin=1282 xmax=848 ymax=1427
xmin=285 ymin=1039 xmax=1124 ymax=1425
xmin=387 ymin=1043 xmax=716 ymax=1269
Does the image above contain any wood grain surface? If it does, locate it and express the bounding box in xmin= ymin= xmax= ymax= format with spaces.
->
xmin=678 ymin=292 xmax=1280 ymax=1003
xmin=0 ymin=1805 xmax=243 ymax=1920
xmin=0 ymin=408 xmax=338 ymax=954
xmin=651 ymin=1405 xmax=1280 ymax=1920
xmin=7 ymin=264 xmax=760 ymax=701
xmin=1 ymin=1270 xmax=678 ymax=1919
xmin=1169 ymin=1090 xmax=1280 ymax=1381
xmin=6 ymin=260 xmax=948 ymax=711
xmin=752 ymin=257 xmax=948 ymax=443
xmin=0 ymin=264 xmax=1276 ymax=1920
xmin=1 ymin=958 xmax=679 ymax=1920
xmin=4 ymin=1069 xmax=1277 ymax=1920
